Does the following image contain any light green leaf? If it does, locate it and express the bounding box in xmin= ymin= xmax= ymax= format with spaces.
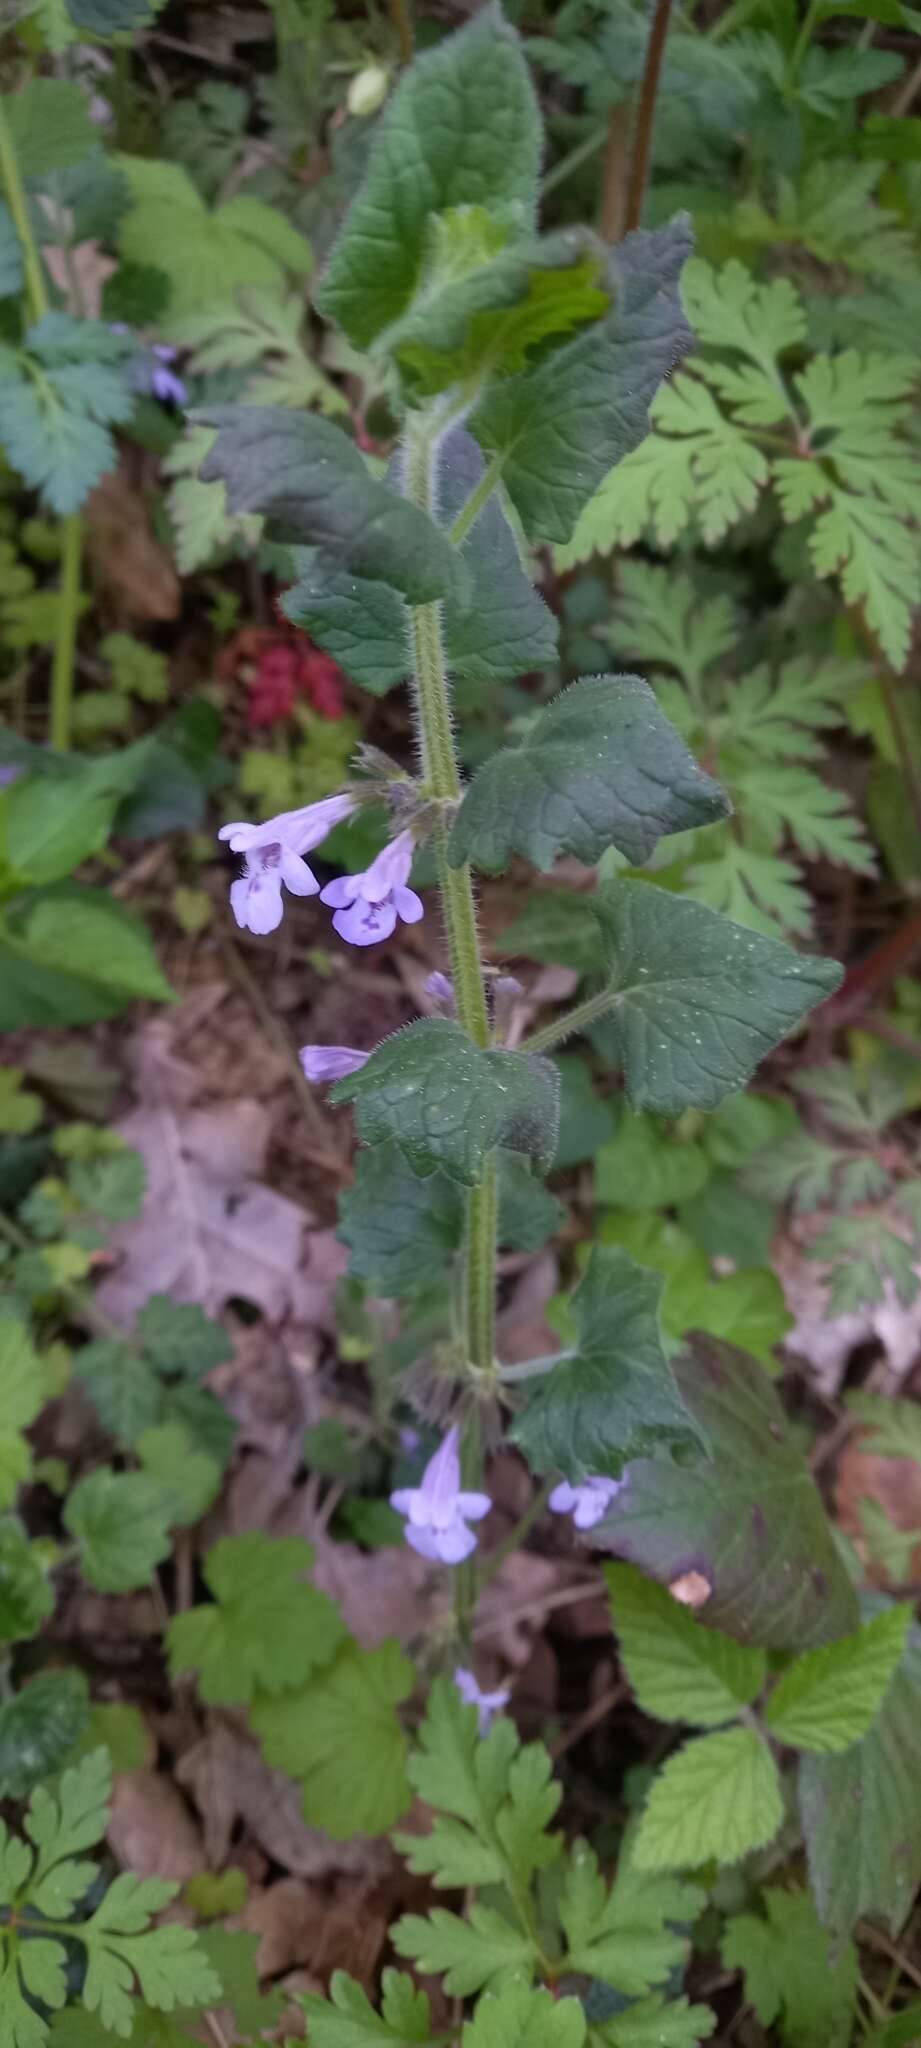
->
xmin=299 ymin=1967 xmax=431 ymax=2048
xmin=595 ymin=1111 xmax=711 ymax=1213
xmin=391 ymin=1902 xmax=532 ymax=1997
xmin=80 ymin=1880 xmax=220 ymax=2036
xmin=449 ymin=676 xmax=727 ymax=875
xmin=136 ymin=1425 xmax=220 ymax=1527
xmin=134 ymin=1296 xmax=231 ymax=1381
xmin=606 ymin=1562 xmax=766 ymax=1728
xmin=634 ymin=1727 xmax=783 ymax=1871
xmin=166 ymin=1531 xmax=346 ymax=1705
xmin=599 ymin=1994 xmax=717 ymax=2048
xmin=559 ymin=1837 xmax=703 ymax=1994
xmin=662 ymin=1263 xmax=791 ymax=1371
xmin=463 ymin=1980 xmax=586 ymax=2048
xmin=4 ymin=762 xmax=130 ymax=888
xmin=64 ymin=1469 xmax=173 ymax=1593
xmin=471 ymin=220 xmax=692 ymax=544
xmin=0 ymin=1320 xmax=43 ymax=1507
xmin=331 ymin=1019 xmax=560 ymax=1187
xmin=395 ymin=1678 xmax=560 ymax=1893
xmin=318 ymin=11 xmax=540 ymax=350
xmin=0 ymin=1517 xmax=53 ymax=1644
xmin=0 ymin=885 xmax=173 ymax=1029
xmin=766 ymin=1604 xmax=911 ymax=1753
xmin=118 ymin=159 xmax=310 ymax=328
xmin=6 ymin=80 xmax=96 ymax=180
xmin=510 ymin=1246 xmax=703 ymax=1484
xmin=251 ymin=1638 xmax=414 ymax=1839
xmin=799 ymin=1636 xmax=921 ymax=1936
xmin=586 ymin=881 xmax=841 ymax=1114
xmin=197 ymin=406 xmax=466 ymax=604
xmin=722 ymin=1888 xmax=858 ymax=2048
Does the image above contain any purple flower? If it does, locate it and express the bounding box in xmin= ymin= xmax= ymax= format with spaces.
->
xmin=320 ymin=828 xmax=423 ymax=947
xmin=454 ymin=1667 xmax=510 ymax=1735
xmin=300 ymin=1044 xmax=369 ymax=1082
xmin=150 ymin=347 xmax=188 ymax=406
xmin=219 ymin=792 xmax=354 ymax=936
xmin=424 ymin=970 xmax=454 ymax=1010
xmin=549 ymin=1476 xmax=622 ymax=1531
xmin=390 ymin=1425 xmax=491 ymax=1565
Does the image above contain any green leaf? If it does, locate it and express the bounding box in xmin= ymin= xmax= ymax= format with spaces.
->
xmin=586 ymin=881 xmax=841 ymax=1114
xmin=66 ymin=0 xmax=154 ymax=30
xmin=0 ymin=1671 xmax=90 ymax=1800
xmin=186 ymin=1925 xmax=282 ymax=2038
xmin=509 ymin=1246 xmax=703 ymax=1484
xmin=606 ymin=1562 xmax=766 ymax=1728
xmin=399 ymin=246 xmax=610 ymax=396
xmin=300 ymin=1967 xmax=431 ymax=2048
xmin=0 ymin=316 xmax=136 ymax=518
xmin=339 ymin=1144 xmax=561 ymax=1294
xmin=471 ymin=220 xmax=693 ymax=544
xmin=0 ymin=1319 xmax=43 ymax=1507
xmin=318 ymin=10 xmax=541 ymax=350
xmin=766 ymin=1604 xmax=911 ymax=1753
xmin=595 ymin=1111 xmax=710 ymax=1212
xmin=6 ymin=80 xmax=96 ymax=180
xmin=845 ymin=1390 xmax=921 ymax=1463
xmin=331 ymin=1019 xmax=560 ymax=1187
xmin=391 ymin=1902 xmax=532 ymax=1997
xmin=0 ymin=885 xmax=173 ymax=1028
xmin=559 ymin=1837 xmax=703 ymax=1994
xmin=63 ymin=1469 xmax=173 ymax=1592
xmin=394 ymin=1677 xmax=561 ymax=1893
xmin=79 ymin=1880 xmax=220 ymax=2037
xmin=448 ymin=676 xmax=728 ymax=875
xmin=661 ymin=1263 xmax=792 ymax=1372
xmin=134 ymin=1297 xmax=231 ymax=1380
xmin=463 ymin=1981 xmax=586 ymax=2048
xmin=2 ymin=760 xmax=130 ymax=887
xmin=598 ymin=1994 xmax=716 ymax=2048
xmin=0 ymin=1070 xmax=42 ymax=1137
xmin=73 ymin=1340 xmax=161 ymax=1447
xmin=136 ymin=1425 xmax=220 ymax=1527
xmin=118 ymin=160 xmax=311 ymax=329
xmin=553 ymin=1056 xmax=617 ymax=1168
xmin=165 ymin=1530 xmax=346 ymax=1705
xmin=593 ymin=1336 xmax=859 ymax=1652
xmin=722 ymin=1888 xmax=858 ymax=2048
xmin=0 ymin=1516 xmax=53 ymax=1644
xmin=633 ymin=1727 xmax=783 ymax=1871
xmin=196 ymin=406 xmax=466 ymax=604
xmin=251 ymin=1638 xmax=414 ymax=1839
xmin=497 ymin=891 xmax=605 ymax=973
xmin=799 ymin=1635 xmax=921 ymax=1936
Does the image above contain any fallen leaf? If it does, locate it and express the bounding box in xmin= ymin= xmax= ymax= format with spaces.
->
xmin=176 ymin=1720 xmax=392 ymax=1879
xmin=776 ymin=1228 xmax=921 ymax=1395
xmin=85 ymin=464 xmax=180 ymax=621
xmin=95 ymin=1099 xmax=341 ymax=1326
xmin=107 ymin=1768 xmax=205 ymax=1880
xmin=835 ymin=1433 xmax=921 ymax=1588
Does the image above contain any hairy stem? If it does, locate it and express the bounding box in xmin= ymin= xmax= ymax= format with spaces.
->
xmin=0 ymin=98 xmax=48 ymax=325
xmin=50 ymin=514 xmax=83 ymax=752
xmin=521 ymin=987 xmax=617 ymax=1056
xmin=403 ymin=414 xmax=495 ymax=1379
xmin=623 ymin=0 xmax=673 ymax=233
xmin=448 ymin=452 xmax=504 ymax=549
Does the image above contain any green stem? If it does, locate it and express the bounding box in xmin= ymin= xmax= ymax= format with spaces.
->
xmin=448 ymin=452 xmax=504 ymax=549
xmin=785 ymin=0 xmax=822 ymax=87
xmin=477 ymin=1477 xmax=555 ymax=1591
xmin=0 ymin=98 xmax=47 ymax=326
xmin=540 ymin=121 xmax=608 ymax=199
xmin=520 ymin=987 xmax=617 ymax=1057
xmin=50 ymin=513 xmax=83 ymax=752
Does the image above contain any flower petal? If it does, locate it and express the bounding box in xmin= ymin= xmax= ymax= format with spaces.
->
xmin=456 ymin=1492 xmax=492 ymax=1521
xmin=331 ymin=898 xmax=398 ymax=947
xmin=548 ymin=1482 xmax=578 ymax=1515
xmin=280 ymin=848 xmax=319 ymax=897
xmin=434 ymin=1519 xmax=479 ymax=1564
xmin=404 ymin=1523 xmax=443 ymax=1562
xmin=394 ymin=885 xmax=424 ymax=925
xmin=319 ymin=876 xmax=356 ymax=909
xmin=300 ymin=1045 xmax=369 ymax=1082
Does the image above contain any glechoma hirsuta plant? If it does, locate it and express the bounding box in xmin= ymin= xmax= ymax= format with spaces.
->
xmin=207 ymin=1 xmax=841 ymax=1654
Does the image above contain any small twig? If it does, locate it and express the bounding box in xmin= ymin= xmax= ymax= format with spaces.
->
xmin=600 ymin=101 xmax=631 ymax=242
xmin=550 ymin=1677 xmax=628 ymax=1759
xmin=389 ymin=0 xmax=413 ymax=66
xmin=473 ymin=1577 xmax=601 ymax=1640
xmin=892 ymin=47 xmax=921 ymax=116
xmin=859 ymin=1922 xmax=921 ymax=1995
xmin=623 ymin=0 xmax=673 ymax=232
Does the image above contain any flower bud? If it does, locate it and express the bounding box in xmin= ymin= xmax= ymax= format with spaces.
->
xmin=348 ymin=64 xmax=389 ymax=118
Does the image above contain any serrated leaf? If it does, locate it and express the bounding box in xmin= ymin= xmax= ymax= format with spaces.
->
xmin=339 ymin=1144 xmax=560 ymax=1295
xmin=497 ymin=891 xmax=605 ymax=973
xmin=449 ymin=676 xmax=727 ymax=875
xmin=594 ymin=1336 xmax=858 ymax=1652
xmin=80 ymin=1884 xmax=220 ymax=2037
xmin=510 ymin=1246 xmax=703 ymax=1484
xmin=166 ymin=1530 xmax=346 ymax=1705
xmin=299 ymin=1967 xmax=431 ymax=2048
xmin=0 ymin=1320 xmax=43 ymax=1507
xmin=392 ymin=1902 xmax=531 ymax=1997
xmin=0 ymin=1671 xmax=89 ymax=1800
xmin=63 ymin=1469 xmax=173 ymax=1593
xmin=395 ymin=1677 xmax=560 ymax=1893
xmin=134 ymin=1297 xmax=231 ymax=1380
xmin=136 ymin=1425 xmax=219 ymax=1527
xmin=6 ymin=80 xmax=96 ymax=180
xmin=599 ymin=1994 xmax=717 ymax=2047
xmin=634 ymin=1727 xmax=783 ymax=1871
xmin=606 ymin=1562 xmax=766 ymax=1727
xmin=722 ymin=1888 xmax=858 ymax=2048
xmin=559 ymin=1837 xmax=703 ymax=1994
xmin=118 ymin=159 xmax=311 ymax=329
xmin=799 ymin=1635 xmax=921 ymax=1936
xmin=74 ymin=1340 xmax=161 ymax=1447
xmin=251 ymin=1638 xmax=414 ymax=1839
xmin=318 ymin=11 xmax=540 ymax=350
xmin=331 ymin=1019 xmax=560 ymax=1187
xmin=584 ymin=881 xmax=841 ymax=1115
xmin=766 ymin=1604 xmax=911 ymax=1753
xmin=463 ymin=1980 xmax=586 ymax=2048
xmin=471 ymin=220 xmax=693 ymax=544
xmin=197 ymin=406 xmax=465 ymax=605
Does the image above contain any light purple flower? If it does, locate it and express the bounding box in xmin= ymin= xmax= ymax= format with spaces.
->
xmin=454 ymin=1667 xmax=510 ymax=1735
xmin=320 ymin=828 xmax=423 ymax=947
xmin=390 ymin=1425 xmax=491 ymax=1565
xmin=549 ymin=1476 xmax=622 ymax=1531
xmin=424 ymin=971 xmax=454 ymax=1010
xmin=149 ymin=347 xmax=188 ymax=406
xmin=300 ymin=1044 xmax=369 ymax=1082
xmin=219 ymin=793 xmax=354 ymax=936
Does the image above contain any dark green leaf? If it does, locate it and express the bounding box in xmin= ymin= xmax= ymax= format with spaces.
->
xmin=510 ymin=1247 xmax=704 ymax=1483
xmin=799 ymin=1635 xmax=921 ymax=1936
xmin=451 ymin=676 xmax=727 ymax=873
xmin=332 ymin=1019 xmax=560 ymax=1187
xmin=135 ymin=1297 xmax=232 ymax=1381
xmin=75 ymin=1339 xmax=161 ymax=1447
xmin=65 ymin=0 xmax=153 ymax=29
xmin=470 ymin=220 xmax=693 ymax=543
xmin=0 ymin=1516 xmax=53 ymax=1644
xmin=0 ymin=884 xmax=173 ymax=1028
xmin=497 ymin=891 xmax=605 ymax=973
xmin=594 ymin=1337 xmax=859 ymax=1652
xmin=587 ymin=882 xmax=842 ymax=1114
xmin=0 ymin=1671 xmax=90 ymax=1799
xmin=196 ymin=406 xmax=466 ymax=605
xmin=318 ymin=10 xmax=541 ymax=350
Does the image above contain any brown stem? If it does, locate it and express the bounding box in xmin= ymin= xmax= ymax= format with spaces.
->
xmin=600 ymin=101 xmax=631 ymax=243
xmin=389 ymin=0 xmax=413 ymax=66
xmin=823 ymin=898 xmax=921 ymax=1022
xmin=623 ymin=0 xmax=673 ymax=232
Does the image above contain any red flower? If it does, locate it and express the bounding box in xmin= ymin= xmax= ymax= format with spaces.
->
xmin=220 ymin=618 xmax=347 ymax=729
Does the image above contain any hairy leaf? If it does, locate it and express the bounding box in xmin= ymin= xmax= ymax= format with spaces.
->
xmin=633 ymin=1727 xmax=783 ymax=1871
xmin=332 ymin=1020 xmax=560 ymax=1187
